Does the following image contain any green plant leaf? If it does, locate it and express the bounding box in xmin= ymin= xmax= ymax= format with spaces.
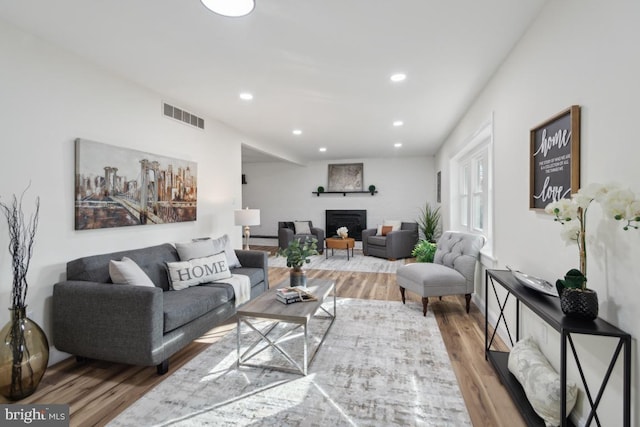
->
xmin=276 ymin=237 xmax=319 ymax=268
xmin=412 ymin=240 xmax=437 ymax=262
xmin=417 ymin=202 xmax=441 ymax=243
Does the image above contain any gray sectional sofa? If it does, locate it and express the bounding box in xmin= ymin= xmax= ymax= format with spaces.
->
xmin=52 ymin=242 xmax=268 ymax=374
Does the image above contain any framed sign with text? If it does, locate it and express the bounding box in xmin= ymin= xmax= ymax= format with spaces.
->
xmin=529 ymin=105 xmax=581 ymax=209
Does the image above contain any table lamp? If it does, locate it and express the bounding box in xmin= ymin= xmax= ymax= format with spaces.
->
xmin=234 ymin=207 xmax=260 ymax=250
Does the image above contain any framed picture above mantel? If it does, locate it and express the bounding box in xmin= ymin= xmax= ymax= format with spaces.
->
xmin=328 ymin=163 xmax=363 ymax=192
xmin=529 ymin=105 xmax=581 ymax=210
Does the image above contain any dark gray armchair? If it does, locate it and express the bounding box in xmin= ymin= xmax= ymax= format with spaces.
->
xmin=278 ymin=221 xmax=325 ymax=254
xmin=362 ymin=222 xmax=419 ymax=260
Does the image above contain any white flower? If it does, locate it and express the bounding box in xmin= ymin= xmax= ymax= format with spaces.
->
xmin=602 ymin=188 xmax=635 ymax=219
xmin=546 ymin=197 xmax=578 ymax=221
xmin=593 ymin=182 xmax=624 ymax=203
xmin=629 ymin=200 xmax=640 ymax=219
xmin=337 ymin=226 xmax=348 ymax=238
xmin=573 ymin=184 xmax=601 ymax=209
xmin=559 ymin=222 xmax=580 ymax=243
xmin=546 ymin=183 xmax=640 ymax=282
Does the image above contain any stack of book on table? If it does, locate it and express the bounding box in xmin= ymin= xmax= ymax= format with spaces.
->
xmin=276 ymin=287 xmax=317 ymax=304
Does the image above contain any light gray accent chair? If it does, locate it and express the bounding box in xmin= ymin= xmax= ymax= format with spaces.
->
xmin=361 ymin=222 xmax=419 ymax=260
xmin=396 ymin=231 xmax=485 ymax=316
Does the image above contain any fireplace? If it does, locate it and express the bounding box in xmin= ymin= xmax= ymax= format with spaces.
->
xmin=325 ymin=210 xmax=367 ymax=241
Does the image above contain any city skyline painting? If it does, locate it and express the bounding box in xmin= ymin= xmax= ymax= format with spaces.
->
xmin=74 ymin=138 xmax=198 ymax=230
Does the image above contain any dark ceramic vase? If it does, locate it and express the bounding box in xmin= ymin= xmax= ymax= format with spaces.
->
xmin=0 ymin=306 xmax=49 ymax=400
xmin=559 ymin=288 xmax=599 ymax=320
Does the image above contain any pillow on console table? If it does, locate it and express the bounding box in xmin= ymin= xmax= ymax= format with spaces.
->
xmin=109 ymin=257 xmax=156 ymax=287
xmin=508 ymin=337 xmax=578 ymax=426
xmin=166 ymin=252 xmax=232 ymax=291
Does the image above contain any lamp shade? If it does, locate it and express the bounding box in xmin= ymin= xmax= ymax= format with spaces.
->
xmin=201 ymin=0 xmax=255 ymax=17
xmin=234 ymin=208 xmax=260 ymax=226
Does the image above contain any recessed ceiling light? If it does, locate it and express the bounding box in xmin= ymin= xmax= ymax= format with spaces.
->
xmin=394 ymin=142 xmax=403 ymax=148
xmin=201 ymin=0 xmax=255 ymax=17
xmin=239 ymin=92 xmax=253 ymax=101
xmin=390 ymin=73 xmax=406 ymax=82
xmin=319 ymin=147 xmax=327 ymax=152
xmin=292 ymin=129 xmax=302 ymax=135
xmin=393 ymin=120 xmax=404 ymax=127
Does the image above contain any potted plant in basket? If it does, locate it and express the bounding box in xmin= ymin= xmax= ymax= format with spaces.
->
xmin=0 ymin=187 xmax=49 ymax=400
xmin=546 ymin=183 xmax=640 ymax=320
xmin=277 ymin=237 xmax=319 ymax=287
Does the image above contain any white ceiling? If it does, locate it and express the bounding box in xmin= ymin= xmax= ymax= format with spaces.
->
xmin=0 ymin=0 xmax=546 ymax=163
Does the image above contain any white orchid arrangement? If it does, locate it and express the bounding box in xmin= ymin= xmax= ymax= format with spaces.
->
xmin=545 ymin=183 xmax=640 ymax=286
xmin=337 ymin=226 xmax=349 ymax=239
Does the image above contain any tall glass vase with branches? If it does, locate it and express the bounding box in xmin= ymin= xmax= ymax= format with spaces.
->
xmin=0 ymin=187 xmax=49 ymax=400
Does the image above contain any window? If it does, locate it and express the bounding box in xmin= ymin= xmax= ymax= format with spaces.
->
xmin=450 ymin=119 xmax=493 ymax=257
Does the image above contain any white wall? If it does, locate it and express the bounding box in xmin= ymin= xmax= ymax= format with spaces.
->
xmin=435 ymin=1 xmax=639 ymax=424
xmin=242 ymin=156 xmax=435 ymax=237
xmin=0 ymin=21 xmax=254 ymax=365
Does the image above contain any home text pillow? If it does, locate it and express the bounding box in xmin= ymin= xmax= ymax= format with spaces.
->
xmin=109 ymin=257 xmax=156 ymax=287
xmin=381 ymin=225 xmax=393 ymax=236
xmin=508 ymin=337 xmax=578 ymax=426
xmin=166 ymin=252 xmax=232 ymax=291
xmin=294 ymin=220 xmax=312 ymax=235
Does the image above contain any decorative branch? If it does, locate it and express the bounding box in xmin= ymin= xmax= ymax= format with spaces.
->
xmin=0 ymin=184 xmax=40 ymax=308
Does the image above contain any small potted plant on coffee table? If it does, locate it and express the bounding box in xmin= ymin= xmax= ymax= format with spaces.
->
xmin=277 ymin=238 xmax=319 ymax=287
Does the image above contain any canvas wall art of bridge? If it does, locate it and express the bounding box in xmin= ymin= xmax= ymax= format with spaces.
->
xmin=74 ymin=138 xmax=197 ymax=230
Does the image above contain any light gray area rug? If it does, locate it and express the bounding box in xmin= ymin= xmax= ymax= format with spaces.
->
xmin=109 ymin=298 xmax=471 ymax=427
xmin=268 ymin=250 xmax=407 ymax=273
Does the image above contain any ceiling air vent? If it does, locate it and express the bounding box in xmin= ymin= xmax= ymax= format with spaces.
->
xmin=162 ymin=102 xmax=204 ymax=130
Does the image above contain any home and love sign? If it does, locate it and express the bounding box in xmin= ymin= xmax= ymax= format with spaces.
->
xmin=529 ymin=105 xmax=581 ymax=209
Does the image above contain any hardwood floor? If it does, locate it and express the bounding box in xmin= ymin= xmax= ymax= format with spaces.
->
xmin=3 ymin=247 xmax=525 ymax=426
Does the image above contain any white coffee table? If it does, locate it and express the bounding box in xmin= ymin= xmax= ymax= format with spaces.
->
xmin=236 ymin=278 xmax=336 ymax=375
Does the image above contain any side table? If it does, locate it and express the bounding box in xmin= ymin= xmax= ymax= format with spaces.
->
xmin=325 ymin=237 xmax=355 ymax=260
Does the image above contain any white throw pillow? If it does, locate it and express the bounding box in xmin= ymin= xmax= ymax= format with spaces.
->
xmin=294 ymin=221 xmax=312 ymax=235
xmin=508 ymin=337 xmax=578 ymax=426
xmin=166 ymin=252 xmax=232 ymax=291
xmin=383 ymin=219 xmax=402 ymax=231
xmin=183 ymin=234 xmax=241 ymax=268
xmin=176 ymin=239 xmax=215 ymax=260
xmin=377 ymin=220 xmax=402 ymax=235
xmin=109 ymin=257 xmax=155 ymax=287
xmin=209 ymin=234 xmax=242 ymax=268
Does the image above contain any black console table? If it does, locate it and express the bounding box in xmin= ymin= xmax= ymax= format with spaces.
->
xmin=485 ymin=269 xmax=631 ymax=427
